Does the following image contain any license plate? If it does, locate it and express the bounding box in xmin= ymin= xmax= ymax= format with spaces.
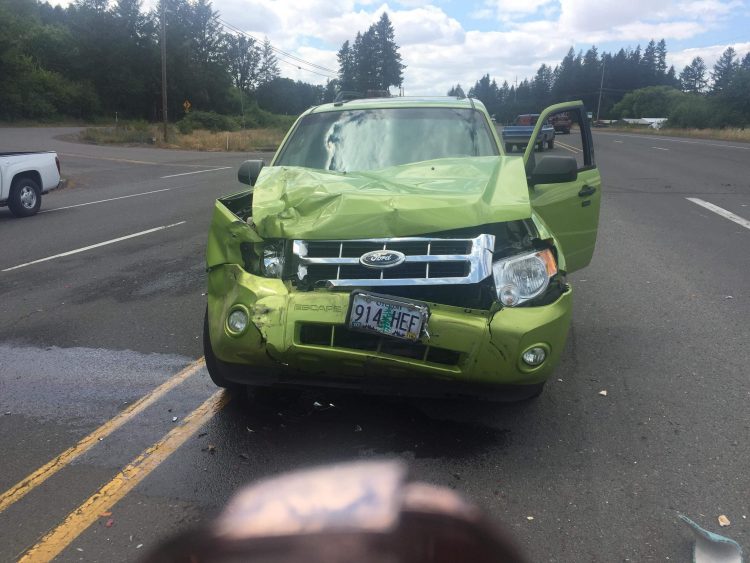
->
xmin=347 ymin=292 xmax=429 ymax=342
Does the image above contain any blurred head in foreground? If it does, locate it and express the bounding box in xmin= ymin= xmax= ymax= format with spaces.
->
xmin=143 ymin=460 xmax=528 ymax=563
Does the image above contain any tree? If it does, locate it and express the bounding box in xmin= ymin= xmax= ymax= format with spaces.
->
xmin=611 ymin=86 xmax=686 ymax=118
xmin=335 ymin=12 xmax=405 ymax=95
xmin=447 ymin=84 xmax=465 ymax=97
xmin=711 ymin=47 xmax=738 ymax=93
xmin=680 ymin=57 xmax=708 ymax=93
xmin=258 ymin=37 xmax=279 ymax=85
xmin=373 ymin=12 xmax=404 ymax=91
xmin=226 ymin=34 xmax=260 ymax=92
xmin=336 ymin=40 xmax=356 ymax=91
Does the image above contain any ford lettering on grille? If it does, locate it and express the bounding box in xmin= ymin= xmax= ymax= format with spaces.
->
xmin=359 ymin=250 xmax=406 ymax=269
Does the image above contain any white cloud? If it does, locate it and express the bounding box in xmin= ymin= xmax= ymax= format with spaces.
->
xmin=669 ymin=41 xmax=750 ymax=71
xmin=485 ymin=0 xmax=557 ymax=17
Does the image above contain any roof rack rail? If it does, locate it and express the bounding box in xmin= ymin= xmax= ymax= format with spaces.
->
xmin=333 ymin=89 xmax=393 ymax=105
xmin=334 ymin=91 xmax=364 ymax=103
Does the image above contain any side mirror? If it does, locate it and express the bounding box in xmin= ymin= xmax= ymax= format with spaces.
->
xmin=238 ymin=160 xmax=265 ymax=186
xmin=530 ymin=156 xmax=577 ymax=185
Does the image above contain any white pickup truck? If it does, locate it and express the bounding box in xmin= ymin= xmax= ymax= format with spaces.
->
xmin=0 ymin=152 xmax=61 ymax=217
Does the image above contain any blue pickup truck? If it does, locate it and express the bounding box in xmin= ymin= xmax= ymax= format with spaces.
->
xmin=501 ymin=114 xmax=555 ymax=153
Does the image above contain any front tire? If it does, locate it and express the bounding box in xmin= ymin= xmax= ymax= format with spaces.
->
xmin=547 ymin=139 xmax=555 ymax=149
xmin=8 ymin=177 xmax=41 ymax=217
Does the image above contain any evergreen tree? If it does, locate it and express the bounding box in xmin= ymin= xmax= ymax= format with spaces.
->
xmin=373 ymin=12 xmax=404 ymax=91
xmin=711 ymin=47 xmax=738 ymax=93
xmin=447 ymin=84 xmax=465 ymax=97
xmin=679 ymin=57 xmax=708 ymax=93
xmin=335 ymin=12 xmax=405 ymax=95
xmin=258 ymin=37 xmax=279 ymax=85
xmin=336 ymin=40 xmax=356 ymax=91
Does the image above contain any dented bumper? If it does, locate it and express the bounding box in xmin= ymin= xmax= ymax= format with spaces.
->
xmin=207 ymin=263 xmax=573 ymax=391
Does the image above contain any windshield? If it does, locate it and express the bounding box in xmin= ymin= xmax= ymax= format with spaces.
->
xmin=274 ymin=107 xmax=499 ymax=172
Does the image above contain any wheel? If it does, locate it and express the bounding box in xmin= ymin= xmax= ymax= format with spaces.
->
xmin=505 ymin=143 xmax=513 ymax=153
xmin=547 ymin=139 xmax=555 ymax=150
xmin=536 ymin=141 xmax=544 ymax=152
xmin=8 ymin=177 xmax=41 ymax=217
xmin=203 ymin=308 xmax=243 ymax=391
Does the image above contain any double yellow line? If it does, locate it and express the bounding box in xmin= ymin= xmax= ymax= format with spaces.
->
xmin=1 ymin=358 xmax=230 ymax=562
xmin=555 ymin=140 xmax=582 ymax=154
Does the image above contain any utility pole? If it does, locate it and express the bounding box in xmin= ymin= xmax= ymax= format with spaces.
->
xmin=596 ymin=58 xmax=605 ymax=124
xmin=160 ymin=0 xmax=168 ymax=142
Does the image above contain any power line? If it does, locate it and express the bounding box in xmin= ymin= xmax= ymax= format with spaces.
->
xmin=218 ymin=18 xmax=337 ymax=79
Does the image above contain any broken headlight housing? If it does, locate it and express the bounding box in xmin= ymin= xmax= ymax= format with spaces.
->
xmin=260 ymin=241 xmax=285 ymax=278
xmin=492 ymin=249 xmax=557 ymax=307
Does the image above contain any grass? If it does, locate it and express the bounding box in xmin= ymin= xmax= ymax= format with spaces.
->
xmin=79 ymin=122 xmax=285 ymax=152
xmin=604 ymin=125 xmax=750 ymax=143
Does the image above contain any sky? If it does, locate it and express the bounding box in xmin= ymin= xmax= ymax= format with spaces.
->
xmin=57 ymin=0 xmax=750 ymax=94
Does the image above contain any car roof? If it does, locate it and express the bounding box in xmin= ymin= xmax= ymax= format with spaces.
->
xmin=307 ymin=96 xmax=486 ymax=114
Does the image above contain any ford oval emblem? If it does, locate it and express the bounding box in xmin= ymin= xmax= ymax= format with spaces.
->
xmin=359 ymin=250 xmax=406 ymax=269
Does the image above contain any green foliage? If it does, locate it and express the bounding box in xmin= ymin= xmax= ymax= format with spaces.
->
xmin=81 ymin=121 xmax=155 ymax=144
xmin=336 ymin=12 xmax=405 ymax=94
xmin=255 ymin=78 xmax=324 ymax=116
xmin=666 ymin=96 xmax=714 ymax=128
xmin=611 ymin=86 xmax=686 ymax=118
xmin=177 ymin=111 xmax=239 ymax=133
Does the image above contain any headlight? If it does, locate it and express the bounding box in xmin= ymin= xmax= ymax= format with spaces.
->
xmin=261 ymin=242 xmax=285 ymax=278
xmin=492 ymin=249 xmax=557 ymax=306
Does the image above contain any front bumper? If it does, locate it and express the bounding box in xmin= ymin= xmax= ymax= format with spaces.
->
xmin=207 ymin=264 xmax=573 ymax=392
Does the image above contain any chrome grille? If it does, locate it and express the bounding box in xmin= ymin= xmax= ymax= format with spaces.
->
xmin=293 ymin=234 xmax=495 ymax=287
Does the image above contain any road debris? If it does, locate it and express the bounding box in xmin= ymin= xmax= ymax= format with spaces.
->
xmin=202 ymin=444 xmax=216 ymax=454
xmin=136 ymin=544 xmax=143 ymax=549
xmin=239 ymin=453 xmax=250 ymax=461
xmin=526 ymin=516 xmax=534 ymax=521
xmin=598 ymin=390 xmax=608 ymax=396
xmin=246 ymin=427 xmax=255 ymax=433
xmin=100 ymin=511 xmax=112 ymax=517
xmin=724 ymin=296 xmax=734 ymax=300
xmin=678 ymin=514 xmax=742 ymax=563
xmin=718 ymin=515 xmax=731 ymax=527
xmin=172 ymin=416 xmax=178 ymax=422
xmin=105 ymin=518 xmax=114 ymax=528
xmin=354 ymin=425 xmax=363 ymax=432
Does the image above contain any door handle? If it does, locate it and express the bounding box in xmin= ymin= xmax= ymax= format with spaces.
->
xmin=578 ymin=185 xmax=596 ymax=197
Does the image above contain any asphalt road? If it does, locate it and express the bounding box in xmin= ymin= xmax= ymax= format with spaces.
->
xmin=0 ymin=126 xmax=748 ymax=562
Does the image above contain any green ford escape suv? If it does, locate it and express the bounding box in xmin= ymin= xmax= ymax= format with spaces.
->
xmin=203 ymin=96 xmax=601 ymax=400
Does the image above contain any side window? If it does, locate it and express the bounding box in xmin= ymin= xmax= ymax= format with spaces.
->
xmin=546 ymin=109 xmax=595 ymax=170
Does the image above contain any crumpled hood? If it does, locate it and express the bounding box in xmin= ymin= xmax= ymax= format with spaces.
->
xmin=251 ymin=156 xmax=532 ymax=239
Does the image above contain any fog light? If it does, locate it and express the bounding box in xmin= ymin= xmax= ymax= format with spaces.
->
xmin=227 ymin=308 xmax=249 ymax=334
xmin=522 ymin=347 xmax=547 ymax=366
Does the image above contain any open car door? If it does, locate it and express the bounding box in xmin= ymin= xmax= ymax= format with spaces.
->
xmin=523 ymin=101 xmax=601 ymax=273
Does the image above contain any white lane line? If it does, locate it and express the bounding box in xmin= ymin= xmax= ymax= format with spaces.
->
xmin=40 ymin=189 xmax=171 ymax=214
xmin=2 ymin=221 xmax=186 ymax=272
xmin=686 ymin=198 xmax=750 ymax=230
xmin=161 ymin=167 xmax=231 ymax=179
xmin=652 ymin=147 xmax=670 ymax=151
xmin=594 ymin=132 xmax=750 ymax=151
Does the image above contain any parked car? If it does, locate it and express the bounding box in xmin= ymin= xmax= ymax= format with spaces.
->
xmin=0 ymin=152 xmax=61 ymax=217
xmin=204 ymin=97 xmax=601 ymax=400
xmin=550 ymin=113 xmax=572 ymax=134
xmin=501 ymin=114 xmax=555 ymax=152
